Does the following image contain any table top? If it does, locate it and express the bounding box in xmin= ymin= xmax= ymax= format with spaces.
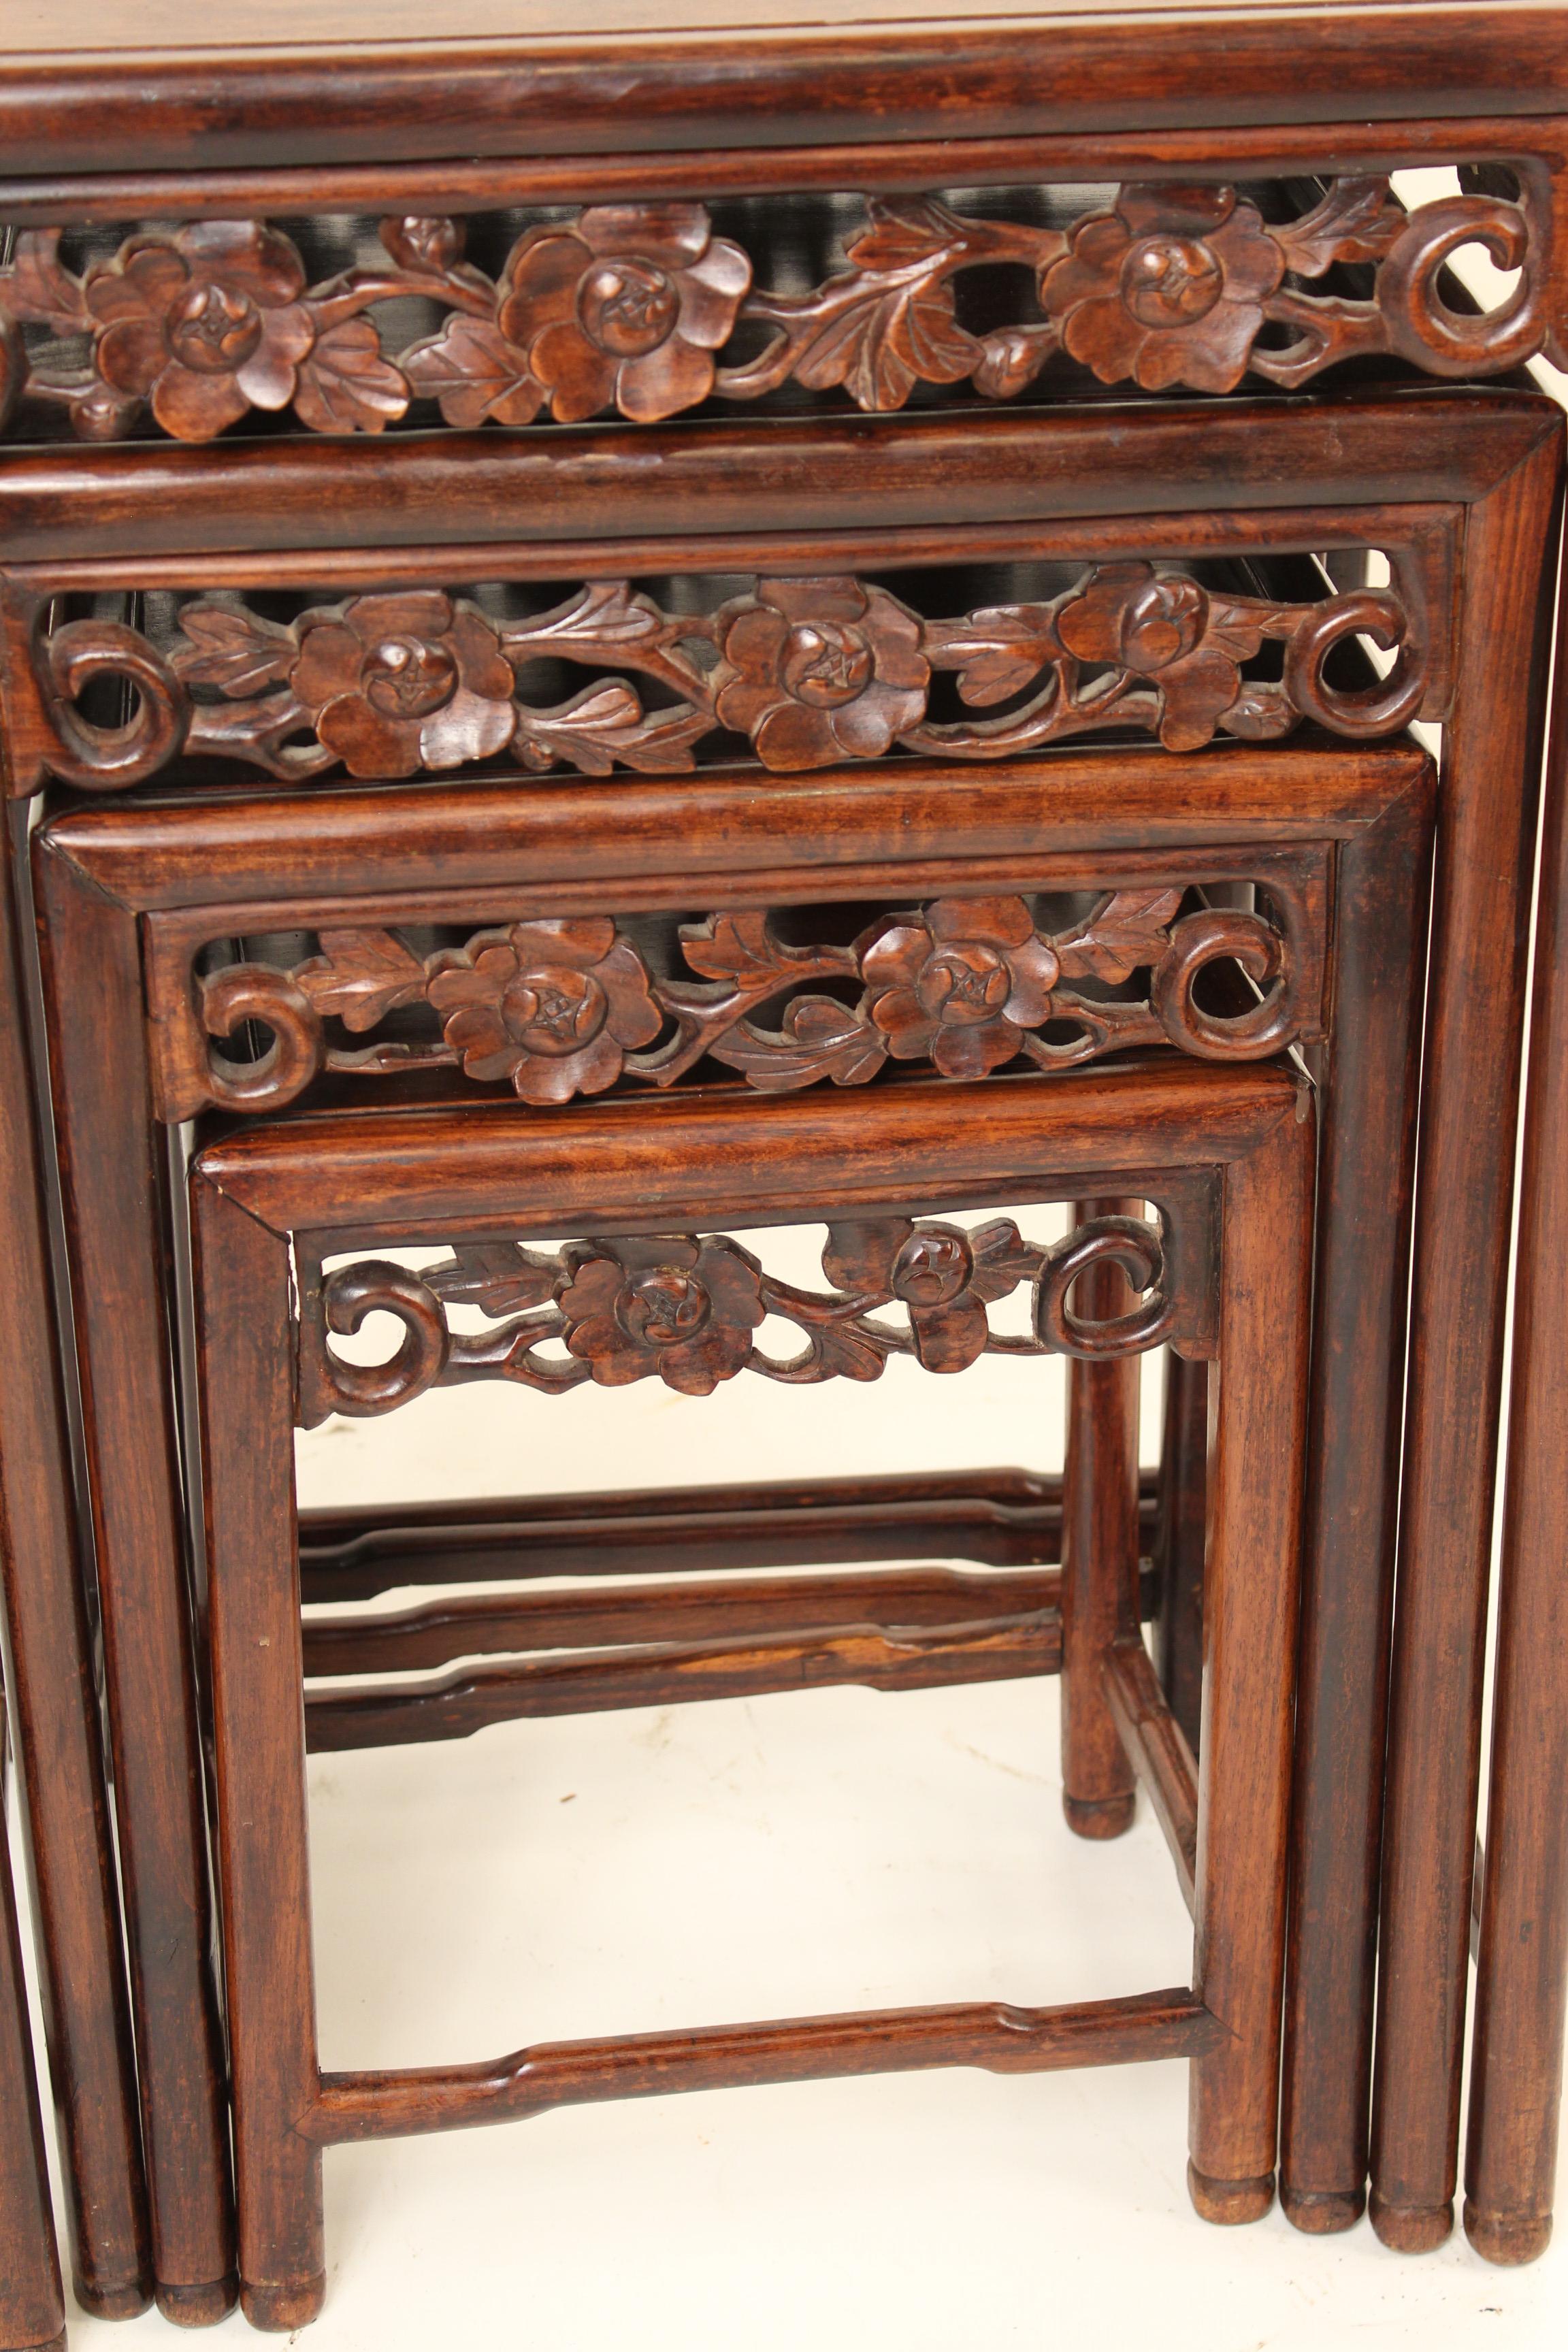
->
xmin=0 ymin=2 xmax=1561 ymax=182
xmin=0 ymin=0 xmax=1471 ymax=49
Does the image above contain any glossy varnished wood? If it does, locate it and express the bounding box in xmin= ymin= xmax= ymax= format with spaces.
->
xmin=0 ymin=3 xmax=1566 ymax=184
xmin=188 ymin=1057 xmax=1310 ymax=2323
xmin=1370 ymin=428 xmax=1565 ymax=2255
xmin=0 ymin=819 xmax=150 ymax=2319
xmin=37 ymin=704 xmax=1436 ymax=2274
xmin=1460 ymin=522 xmax=1568 ymax=2268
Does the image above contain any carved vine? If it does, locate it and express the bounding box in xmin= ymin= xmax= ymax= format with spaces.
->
xmin=299 ymin=1211 xmax=1177 ymax=1420
xmin=195 ymin=887 xmax=1299 ymax=1113
xmin=0 ymin=176 xmax=1546 ymax=440
xmin=31 ymin=561 xmax=1422 ymax=793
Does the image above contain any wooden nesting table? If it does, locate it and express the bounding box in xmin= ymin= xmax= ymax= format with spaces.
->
xmin=1 ymin=1 xmax=1567 ymax=2331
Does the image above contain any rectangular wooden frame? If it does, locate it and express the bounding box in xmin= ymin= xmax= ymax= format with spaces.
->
xmin=185 ymin=1054 xmax=1313 ymax=2330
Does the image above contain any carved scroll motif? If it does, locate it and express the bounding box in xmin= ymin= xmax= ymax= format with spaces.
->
xmin=31 ymin=561 xmax=1423 ymax=794
xmin=0 ymin=175 xmax=1548 ymax=441
xmin=193 ymin=886 xmax=1302 ymax=1115
xmin=299 ymin=1211 xmax=1180 ymax=1422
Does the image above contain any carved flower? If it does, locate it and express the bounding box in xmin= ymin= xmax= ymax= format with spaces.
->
xmin=289 ymin=591 xmax=518 ymax=779
xmin=1055 ymin=562 xmax=1244 ymax=751
xmin=1041 ymin=184 xmax=1284 ymax=395
xmin=557 ymin=1234 xmax=766 ymax=1393
xmin=85 ymin=221 xmax=317 ymax=440
xmin=424 ymin=917 xmax=662 ymax=1104
xmin=712 ymin=576 xmax=930 ymax=771
xmin=821 ymin=1218 xmax=1026 ymax=1373
xmin=496 ymin=203 xmax=751 ymax=425
xmin=858 ymin=896 xmax=1059 ymax=1078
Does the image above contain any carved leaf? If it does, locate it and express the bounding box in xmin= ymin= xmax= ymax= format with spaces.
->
xmin=792 ymin=1316 xmax=891 ymax=1382
xmin=1273 ymin=177 xmax=1407 ymax=278
xmin=169 ymin=604 xmax=298 ymax=696
xmin=292 ymin=318 xmax=410 ymax=434
xmin=594 ymin=704 xmax=712 ymax=773
xmin=711 ymin=996 xmax=887 ymax=1092
xmin=926 ymin=605 xmax=1064 ymax=706
xmin=293 ymin=930 xmax=429 ymax=1030
xmin=840 ymin=197 xmax=972 ymax=273
xmin=1054 ymin=889 xmax=1186 ymax=983
xmin=4 ymin=230 xmax=90 ymax=331
xmin=967 ymin=1217 xmax=1044 ymax=1301
xmin=402 ymin=314 xmax=543 ymax=429
xmin=425 ymin=1243 xmax=560 ymax=1316
xmin=506 ymin=581 xmax=691 ymax=665
xmin=676 ymin=911 xmax=789 ymax=987
xmin=512 ymin=681 xmax=653 ymax=776
xmin=791 ymin=275 xmax=980 ymax=410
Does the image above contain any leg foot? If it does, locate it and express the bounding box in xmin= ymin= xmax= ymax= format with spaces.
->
xmin=1463 ymin=2198 xmax=1553 ymax=2266
xmin=241 ymin=2273 xmax=326 ymax=2333
xmin=1369 ymin=2189 xmax=1453 ymax=2251
xmin=1187 ymin=2161 xmax=1275 ymax=2225
xmin=71 ymin=2276 xmax=151 ymax=2321
xmin=155 ymin=2274 xmax=240 ymax=2327
xmin=1062 ymin=1790 xmax=1136 ymax=1840
xmin=1281 ymin=2181 xmax=1365 ymax=2234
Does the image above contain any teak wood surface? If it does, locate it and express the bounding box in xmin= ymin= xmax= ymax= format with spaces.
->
xmin=183 ymin=1058 xmax=1313 ymax=2328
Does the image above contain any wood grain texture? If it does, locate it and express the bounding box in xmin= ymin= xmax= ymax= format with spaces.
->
xmin=0 ymin=817 xmax=151 ymax=2320
xmin=1462 ymin=519 xmax=1568 ymax=2269
xmin=1371 ymin=428 xmax=1565 ymax=2257
xmin=189 ymin=1183 xmax=323 ymax=2337
xmin=30 ymin=847 xmax=235 ymax=2318
xmin=0 ymin=6 xmax=1566 ymax=182
xmin=1187 ymin=1090 xmax=1314 ymax=2225
xmin=1279 ymin=768 xmax=1433 ymax=2233
xmin=1104 ymin=1634 xmax=1199 ymax=1914
xmin=304 ymin=1612 xmax=1064 ymax=1752
xmin=1152 ymin=1351 xmax=1208 ymax=1754
xmin=1060 ymin=1197 xmax=1144 ymax=1840
xmin=306 ymin=1989 xmax=1224 ymax=2146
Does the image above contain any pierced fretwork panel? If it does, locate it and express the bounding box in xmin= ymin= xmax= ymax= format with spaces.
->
xmin=167 ymin=877 xmax=1316 ymax=1119
xmin=20 ymin=557 xmax=1423 ymax=796
xmin=0 ymin=170 xmax=1549 ymax=446
xmin=294 ymin=1187 xmax=1218 ymax=1427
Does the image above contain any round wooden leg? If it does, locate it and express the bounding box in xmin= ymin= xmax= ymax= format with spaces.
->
xmin=155 ymin=2273 xmax=240 ymax=2326
xmin=1062 ymin=1789 xmax=1137 ymax=1839
xmin=1463 ymin=2198 xmax=1553 ymax=2266
xmin=1187 ymin=2161 xmax=1275 ymax=2225
xmin=240 ymin=2272 xmax=327 ymax=2332
xmin=1369 ymin=2189 xmax=1453 ymax=2251
xmin=1281 ymin=2182 xmax=1365 ymax=2234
